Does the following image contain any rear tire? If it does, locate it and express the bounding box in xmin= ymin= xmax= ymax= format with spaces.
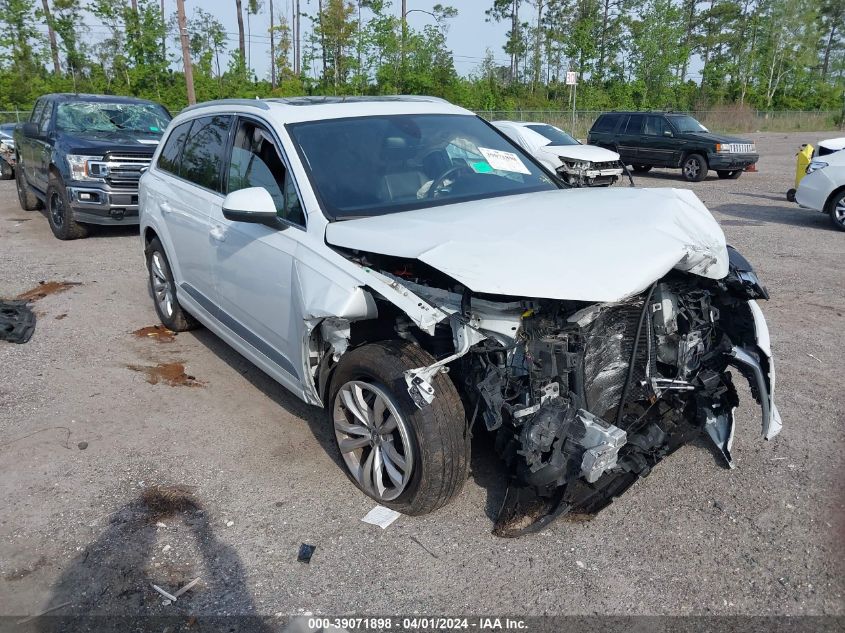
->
xmin=717 ymin=170 xmax=743 ymax=179
xmin=827 ymin=190 xmax=845 ymax=232
xmin=682 ymin=154 xmax=707 ymax=182
xmin=15 ymin=161 xmax=42 ymax=210
xmin=329 ymin=340 xmax=469 ymax=515
xmin=632 ymin=165 xmax=652 ymax=173
xmin=144 ymin=237 xmax=200 ymax=331
xmin=46 ymin=176 xmax=88 ymax=240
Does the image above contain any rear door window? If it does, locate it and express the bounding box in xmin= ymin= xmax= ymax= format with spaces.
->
xmin=625 ymin=114 xmax=645 ymax=135
xmin=179 ymin=115 xmax=233 ymax=192
xmin=30 ymin=99 xmax=46 ymax=124
xmin=645 ymin=115 xmax=670 ymax=136
xmin=157 ymin=120 xmax=193 ymax=176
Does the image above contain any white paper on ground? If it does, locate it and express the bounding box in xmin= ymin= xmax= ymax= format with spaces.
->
xmin=361 ymin=505 xmax=402 ymax=529
xmin=477 ymin=147 xmax=531 ymax=174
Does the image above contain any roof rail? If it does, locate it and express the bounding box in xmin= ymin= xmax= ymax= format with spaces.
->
xmin=182 ymin=98 xmax=271 ymax=113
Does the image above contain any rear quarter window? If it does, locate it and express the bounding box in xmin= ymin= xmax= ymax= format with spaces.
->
xmin=591 ymin=113 xmax=620 ymax=134
xmin=157 ymin=120 xmax=193 ymax=175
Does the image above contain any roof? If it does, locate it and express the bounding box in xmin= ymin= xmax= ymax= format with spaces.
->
xmin=177 ymin=95 xmax=472 ymax=124
xmin=41 ymin=93 xmax=164 ymax=106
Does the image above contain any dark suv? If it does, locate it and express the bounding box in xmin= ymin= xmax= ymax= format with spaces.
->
xmin=587 ymin=111 xmax=759 ymax=182
xmin=13 ymin=93 xmax=171 ymax=239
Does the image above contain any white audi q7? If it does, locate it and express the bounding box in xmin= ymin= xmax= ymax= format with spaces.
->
xmin=139 ymin=96 xmax=781 ymax=536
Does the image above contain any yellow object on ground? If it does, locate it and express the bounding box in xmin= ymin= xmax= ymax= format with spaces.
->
xmin=795 ymin=144 xmax=814 ymax=188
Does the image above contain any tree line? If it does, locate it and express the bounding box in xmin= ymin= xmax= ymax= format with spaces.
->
xmin=0 ymin=0 xmax=841 ymax=114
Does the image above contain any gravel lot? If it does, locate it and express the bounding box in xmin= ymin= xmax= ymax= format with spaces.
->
xmin=0 ymin=131 xmax=843 ymax=622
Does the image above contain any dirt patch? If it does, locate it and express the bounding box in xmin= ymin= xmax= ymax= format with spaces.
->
xmin=127 ymin=362 xmax=204 ymax=387
xmin=132 ymin=325 xmax=176 ymax=342
xmin=55 ymin=313 xmax=68 ymax=320
xmin=3 ymin=556 xmax=47 ymax=582
xmin=141 ymin=484 xmax=199 ymax=516
xmin=16 ymin=281 xmax=81 ymax=301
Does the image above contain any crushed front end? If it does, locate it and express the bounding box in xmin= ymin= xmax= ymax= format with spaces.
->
xmin=378 ymin=249 xmax=780 ymax=536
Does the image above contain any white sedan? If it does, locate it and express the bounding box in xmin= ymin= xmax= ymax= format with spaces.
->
xmin=493 ymin=120 xmax=624 ymax=187
xmin=796 ymin=148 xmax=845 ymax=231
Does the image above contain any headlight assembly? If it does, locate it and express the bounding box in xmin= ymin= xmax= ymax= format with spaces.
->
xmin=807 ymin=159 xmax=828 ymax=175
xmin=66 ymin=154 xmax=108 ymax=182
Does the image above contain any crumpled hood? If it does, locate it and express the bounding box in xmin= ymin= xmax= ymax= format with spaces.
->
xmin=326 ymin=187 xmax=729 ymax=302
xmin=543 ymin=144 xmax=620 ymax=163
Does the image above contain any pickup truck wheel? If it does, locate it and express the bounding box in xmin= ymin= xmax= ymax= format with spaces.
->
xmin=682 ymin=154 xmax=708 ymax=182
xmin=144 ymin=237 xmax=199 ymax=331
xmin=632 ymin=165 xmax=651 ymax=173
xmin=717 ymin=170 xmax=743 ymax=179
xmin=827 ymin=190 xmax=845 ymax=232
xmin=0 ymin=160 xmax=13 ymax=180
xmin=47 ymin=177 xmax=88 ymax=240
xmin=329 ymin=340 xmax=469 ymax=515
xmin=15 ymin=164 xmax=42 ymax=210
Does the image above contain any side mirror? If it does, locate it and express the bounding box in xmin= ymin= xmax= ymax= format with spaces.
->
xmin=222 ymin=187 xmax=279 ymax=225
xmin=21 ymin=122 xmax=39 ymax=138
xmin=663 ymin=129 xmax=673 ymax=137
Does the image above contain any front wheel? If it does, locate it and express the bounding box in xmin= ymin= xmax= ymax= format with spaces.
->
xmin=827 ymin=190 xmax=845 ymax=232
xmin=682 ymin=154 xmax=708 ymax=182
xmin=329 ymin=340 xmax=469 ymax=515
xmin=717 ymin=170 xmax=743 ymax=180
xmin=47 ymin=176 xmax=88 ymax=240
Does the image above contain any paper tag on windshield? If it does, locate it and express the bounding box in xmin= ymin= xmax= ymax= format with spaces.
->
xmin=477 ymin=147 xmax=531 ymax=174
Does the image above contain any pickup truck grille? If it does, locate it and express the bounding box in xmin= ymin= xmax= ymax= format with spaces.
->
xmin=102 ymin=153 xmax=152 ymax=187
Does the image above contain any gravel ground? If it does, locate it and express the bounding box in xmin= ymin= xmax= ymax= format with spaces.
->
xmin=0 ymin=131 xmax=843 ymax=622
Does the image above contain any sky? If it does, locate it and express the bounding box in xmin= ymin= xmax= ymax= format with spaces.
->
xmin=184 ymin=0 xmax=511 ymax=80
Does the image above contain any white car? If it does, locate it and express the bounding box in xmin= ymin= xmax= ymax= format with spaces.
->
xmin=493 ymin=120 xmax=624 ymax=187
xmin=796 ymin=148 xmax=845 ymax=231
xmin=816 ymin=137 xmax=845 ymax=157
xmin=139 ymin=96 xmax=781 ymax=536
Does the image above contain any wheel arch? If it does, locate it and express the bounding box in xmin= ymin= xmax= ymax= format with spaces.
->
xmin=824 ymin=185 xmax=845 ymax=212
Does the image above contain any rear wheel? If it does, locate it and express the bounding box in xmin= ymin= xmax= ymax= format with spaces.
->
xmin=15 ymin=162 xmax=42 ymax=210
xmin=329 ymin=340 xmax=469 ymax=515
xmin=144 ymin=237 xmax=199 ymax=331
xmin=682 ymin=154 xmax=707 ymax=182
xmin=47 ymin=176 xmax=88 ymax=240
xmin=632 ymin=165 xmax=652 ymax=173
xmin=827 ymin=190 xmax=845 ymax=232
xmin=717 ymin=169 xmax=743 ymax=179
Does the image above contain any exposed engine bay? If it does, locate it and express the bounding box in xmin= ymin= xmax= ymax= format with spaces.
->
xmin=321 ymin=245 xmax=781 ymax=537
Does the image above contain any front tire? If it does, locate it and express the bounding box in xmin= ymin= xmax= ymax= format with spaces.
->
xmin=144 ymin=237 xmax=199 ymax=331
xmin=717 ymin=169 xmax=743 ymax=180
xmin=827 ymin=190 xmax=845 ymax=232
xmin=15 ymin=162 xmax=42 ymax=210
xmin=47 ymin=176 xmax=88 ymax=240
xmin=329 ymin=340 xmax=469 ymax=515
xmin=682 ymin=154 xmax=708 ymax=182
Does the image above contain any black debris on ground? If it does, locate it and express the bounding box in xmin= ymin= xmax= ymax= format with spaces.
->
xmin=0 ymin=300 xmax=36 ymax=344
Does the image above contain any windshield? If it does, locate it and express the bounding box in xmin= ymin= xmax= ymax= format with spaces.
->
xmin=288 ymin=114 xmax=558 ymax=220
xmin=668 ymin=115 xmax=708 ymax=133
xmin=56 ymin=102 xmax=171 ymax=135
xmin=525 ymin=124 xmax=579 ymax=146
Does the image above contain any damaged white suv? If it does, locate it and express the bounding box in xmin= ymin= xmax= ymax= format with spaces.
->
xmin=139 ymin=97 xmax=781 ymax=536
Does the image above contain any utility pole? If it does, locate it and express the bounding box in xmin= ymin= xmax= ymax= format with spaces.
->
xmin=295 ymin=0 xmax=301 ymax=75
xmin=41 ymin=0 xmax=61 ymax=75
xmin=176 ymin=0 xmax=196 ymax=105
xmin=161 ymin=0 xmax=167 ymax=62
xmin=270 ymin=0 xmax=276 ymax=88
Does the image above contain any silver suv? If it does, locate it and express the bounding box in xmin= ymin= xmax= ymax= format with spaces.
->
xmin=139 ymin=97 xmax=781 ymax=536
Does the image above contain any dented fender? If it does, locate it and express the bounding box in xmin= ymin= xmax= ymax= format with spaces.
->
xmin=745 ymin=299 xmax=782 ymax=440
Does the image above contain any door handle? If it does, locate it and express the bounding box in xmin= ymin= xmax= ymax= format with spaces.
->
xmin=209 ymin=225 xmax=227 ymax=243
xmin=159 ymin=202 xmax=172 ymax=215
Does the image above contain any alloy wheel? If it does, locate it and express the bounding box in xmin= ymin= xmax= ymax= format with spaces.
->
xmin=333 ymin=380 xmax=414 ymax=501
xmin=684 ymin=159 xmax=700 ymax=179
xmin=150 ymin=251 xmax=174 ymax=319
xmin=49 ymin=191 xmax=65 ymax=229
xmin=833 ymin=197 xmax=845 ymax=228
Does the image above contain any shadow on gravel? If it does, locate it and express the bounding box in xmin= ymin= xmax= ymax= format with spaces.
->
xmin=468 ymin=428 xmax=509 ymax=521
xmin=712 ymin=202 xmax=835 ymax=230
xmin=30 ymin=486 xmax=274 ymax=633
xmin=30 ymin=207 xmax=139 ymax=240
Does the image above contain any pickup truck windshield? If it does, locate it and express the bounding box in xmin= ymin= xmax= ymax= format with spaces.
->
xmin=668 ymin=115 xmax=708 ymax=133
xmin=288 ymin=114 xmax=558 ymax=220
xmin=525 ymin=124 xmax=579 ymax=147
xmin=55 ymin=102 xmax=171 ymax=134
